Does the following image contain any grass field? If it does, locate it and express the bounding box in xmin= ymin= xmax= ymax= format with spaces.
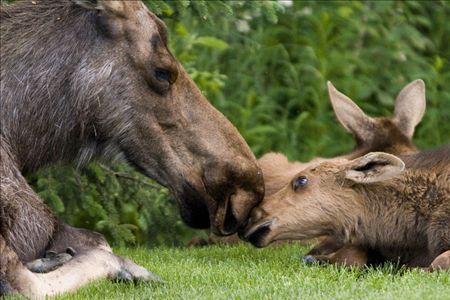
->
xmin=15 ymin=244 xmax=444 ymax=300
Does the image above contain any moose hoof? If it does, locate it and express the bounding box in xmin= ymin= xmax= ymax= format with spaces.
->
xmin=115 ymin=270 xmax=134 ymax=282
xmin=116 ymin=257 xmax=164 ymax=284
xmin=26 ymin=248 xmax=75 ymax=273
xmin=302 ymin=255 xmax=319 ymax=265
xmin=0 ymin=278 xmax=17 ymax=295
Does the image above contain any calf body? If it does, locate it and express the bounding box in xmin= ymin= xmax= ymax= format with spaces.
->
xmin=244 ymin=147 xmax=450 ymax=270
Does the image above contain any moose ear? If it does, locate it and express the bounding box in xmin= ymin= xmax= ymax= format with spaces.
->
xmin=74 ymin=0 xmax=103 ymax=10
xmin=393 ymin=79 xmax=426 ymax=139
xmin=74 ymin=0 xmax=126 ymax=15
xmin=327 ymin=81 xmax=375 ymax=141
xmin=344 ymin=152 xmax=405 ymax=184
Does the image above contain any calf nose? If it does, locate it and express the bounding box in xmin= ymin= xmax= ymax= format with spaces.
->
xmin=238 ymin=207 xmax=265 ymax=240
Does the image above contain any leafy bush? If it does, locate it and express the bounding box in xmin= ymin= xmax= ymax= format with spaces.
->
xmin=186 ymin=1 xmax=450 ymax=160
xmin=29 ymin=164 xmax=198 ymax=247
xmin=26 ymin=0 xmax=450 ymax=246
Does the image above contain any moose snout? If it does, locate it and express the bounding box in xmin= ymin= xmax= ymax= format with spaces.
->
xmin=205 ymin=158 xmax=265 ymax=236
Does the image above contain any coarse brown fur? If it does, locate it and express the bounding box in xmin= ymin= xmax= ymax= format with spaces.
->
xmin=244 ymin=146 xmax=450 ymax=270
xmin=0 ymin=0 xmax=264 ymax=297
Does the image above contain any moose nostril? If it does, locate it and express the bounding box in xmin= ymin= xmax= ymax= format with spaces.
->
xmin=222 ymin=199 xmax=239 ymax=235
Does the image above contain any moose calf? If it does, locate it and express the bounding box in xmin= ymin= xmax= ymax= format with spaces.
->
xmin=244 ymin=147 xmax=450 ymax=270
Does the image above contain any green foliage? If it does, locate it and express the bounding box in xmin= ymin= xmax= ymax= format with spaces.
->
xmin=182 ymin=0 xmax=450 ymax=160
xmin=26 ymin=1 xmax=450 ymax=247
xmin=29 ymin=164 xmax=200 ymax=247
xmin=144 ymin=0 xmax=284 ymax=24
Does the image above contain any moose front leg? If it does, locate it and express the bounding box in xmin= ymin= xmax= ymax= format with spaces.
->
xmin=26 ymin=248 xmax=75 ymax=273
xmin=24 ymin=221 xmax=114 ymax=274
xmin=25 ymin=222 xmax=162 ymax=285
xmin=0 ymin=145 xmax=58 ymax=263
xmin=1 ymin=145 xmax=161 ymax=296
xmin=2 ymin=235 xmax=160 ymax=299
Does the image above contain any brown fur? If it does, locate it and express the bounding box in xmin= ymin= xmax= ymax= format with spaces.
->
xmin=1 ymin=1 xmax=264 ymax=297
xmin=244 ymin=146 xmax=450 ymax=269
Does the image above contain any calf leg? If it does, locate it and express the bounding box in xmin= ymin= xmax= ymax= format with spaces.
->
xmin=304 ymin=244 xmax=368 ymax=268
xmin=430 ymin=250 xmax=450 ymax=271
xmin=306 ymin=236 xmax=344 ymax=256
xmin=327 ymin=245 xmax=368 ymax=267
xmin=427 ymin=210 xmax=450 ymax=271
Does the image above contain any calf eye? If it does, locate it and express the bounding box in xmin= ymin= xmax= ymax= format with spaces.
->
xmin=154 ymin=68 xmax=172 ymax=84
xmin=293 ymin=176 xmax=308 ymax=191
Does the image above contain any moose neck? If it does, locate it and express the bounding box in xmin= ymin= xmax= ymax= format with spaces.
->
xmin=321 ymin=181 xmax=409 ymax=247
xmin=1 ymin=2 xmax=120 ymax=174
xmin=310 ymin=189 xmax=365 ymax=243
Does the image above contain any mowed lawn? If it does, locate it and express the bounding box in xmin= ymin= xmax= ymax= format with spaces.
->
xmin=11 ymin=244 xmax=450 ymax=300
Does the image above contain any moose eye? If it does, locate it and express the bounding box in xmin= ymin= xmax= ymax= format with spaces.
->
xmin=154 ymin=68 xmax=172 ymax=84
xmin=292 ymin=176 xmax=308 ymax=191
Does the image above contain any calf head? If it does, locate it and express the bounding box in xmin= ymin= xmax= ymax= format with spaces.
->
xmin=328 ymin=79 xmax=425 ymax=157
xmin=71 ymin=1 xmax=263 ymax=235
xmin=244 ymin=152 xmax=405 ymax=247
xmin=257 ymin=79 xmax=425 ymax=197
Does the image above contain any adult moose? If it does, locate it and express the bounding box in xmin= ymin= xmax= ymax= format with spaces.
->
xmin=0 ymin=0 xmax=264 ymax=297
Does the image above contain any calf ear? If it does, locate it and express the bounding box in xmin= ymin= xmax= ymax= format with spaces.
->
xmin=394 ymin=79 xmax=426 ymax=138
xmin=327 ymin=82 xmax=375 ymax=142
xmin=344 ymin=152 xmax=405 ymax=184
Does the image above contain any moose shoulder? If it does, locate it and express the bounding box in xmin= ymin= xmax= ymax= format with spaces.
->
xmin=244 ymin=146 xmax=450 ymax=270
xmin=0 ymin=0 xmax=263 ymax=297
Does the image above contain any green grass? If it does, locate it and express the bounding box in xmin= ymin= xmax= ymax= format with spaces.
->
xmin=39 ymin=244 xmax=450 ymax=300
